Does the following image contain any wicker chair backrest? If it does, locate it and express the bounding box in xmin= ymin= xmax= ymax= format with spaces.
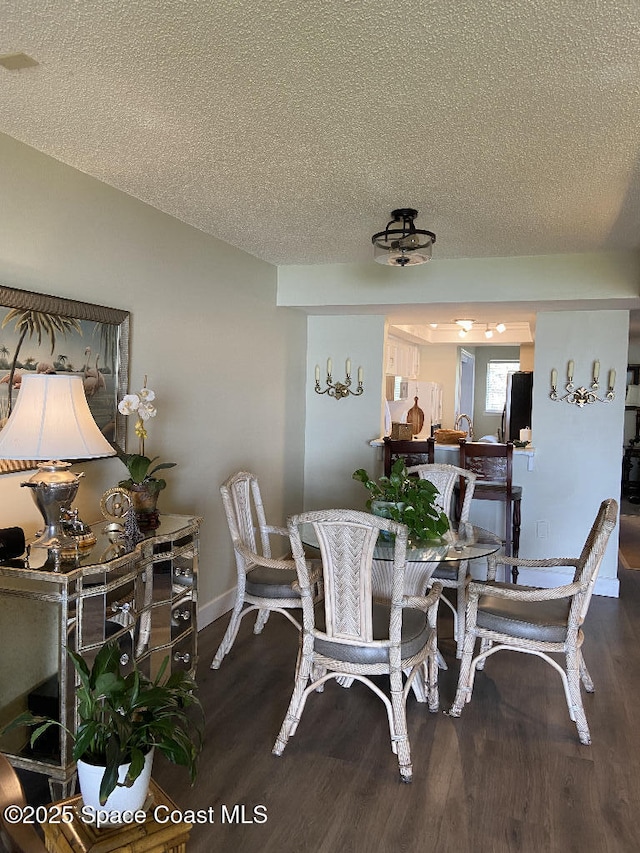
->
xmin=288 ymin=509 xmax=408 ymax=647
xmin=458 ymin=439 xmax=514 ymax=486
xmin=220 ymin=471 xmax=272 ymax=562
xmin=406 ymin=463 xmax=477 ymax=524
xmin=570 ymin=498 xmax=618 ymax=626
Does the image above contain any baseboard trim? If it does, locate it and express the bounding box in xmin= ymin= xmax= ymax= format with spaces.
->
xmin=198 ymin=587 xmax=236 ymax=631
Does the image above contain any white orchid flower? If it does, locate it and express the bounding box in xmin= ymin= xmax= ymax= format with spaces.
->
xmin=118 ymin=379 xmax=164 ymax=458
xmin=137 ymin=401 xmax=157 ymax=421
xmin=118 ymin=394 xmax=141 ymax=416
xmin=138 ymin=387 xmax=156 ymax=403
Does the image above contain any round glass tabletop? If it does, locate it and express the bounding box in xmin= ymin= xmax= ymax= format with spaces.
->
xmin=376 ymin=524 xmax=502 ymax=564
xmin=301 ymin=522 xmax=502 ymax=564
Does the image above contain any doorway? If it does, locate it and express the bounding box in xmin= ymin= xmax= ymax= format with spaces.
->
xmin=457 ymin=349 xmax=475 ymax=423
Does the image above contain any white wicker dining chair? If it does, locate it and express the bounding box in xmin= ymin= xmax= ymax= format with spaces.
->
xmin=272 ymin=509 xmax=442 ymax=783
xmin=449 ymin=498 xmax=618 ymax=744
xmin=405 ymin=463 xmax=476 ymax=656
xmin=211 ymin=471 xmax=320 ymax=670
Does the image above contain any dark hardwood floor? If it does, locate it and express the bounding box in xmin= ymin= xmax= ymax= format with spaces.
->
xmin=149 ymin=567 xmax=640 ymax=853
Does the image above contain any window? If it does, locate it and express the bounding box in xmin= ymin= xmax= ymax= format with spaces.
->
xmin=485 ymin=360 xmax=520 ymax=413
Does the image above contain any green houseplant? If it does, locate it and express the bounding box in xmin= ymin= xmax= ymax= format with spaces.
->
xmin=5 ymin=642 xmax=202 ymax=808
xmin=352 ymin=458 xmax=450 ymax=542
xmin=117 ymin=451 xmax=176 ymax=496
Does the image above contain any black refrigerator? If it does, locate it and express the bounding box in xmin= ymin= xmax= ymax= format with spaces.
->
xmin=502 ymin=371 xmax=533 ymax=441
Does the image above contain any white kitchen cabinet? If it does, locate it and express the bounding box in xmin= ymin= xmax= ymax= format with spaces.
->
xmin=387 ymin=336 xmax=420 ymax=379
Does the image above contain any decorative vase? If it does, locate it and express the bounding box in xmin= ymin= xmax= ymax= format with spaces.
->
xmin=129 ymin=484 xmax=161 ymax=531
xmin=77 ymin=747 xmax=154 ymax=817
xmin=371 ymin=500 xmax=404 ymax=540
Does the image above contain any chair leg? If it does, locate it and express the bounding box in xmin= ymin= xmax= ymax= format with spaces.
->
xmin=579 ymin=651 xmax=595 ymax=693
xmin=566 ymin=647 xmax=592 ymax=745
xmin=427 ymin=645 xmax=440 ymax=712
xmin=254 ymin=608 xmax=270 ymax=634
xmin=476 ymin=637 xmax=492 ymax=670
xmin=432 ymin=591 xmax=461 ymax=655
xmin=449 ymin=630 xmax=477 ymax=716
xmin=210 ymin=596 xmax=248 ymax=669
xmin=409 ymin=666 xmax=427 ymax=703
xmin=389 ymin=669 xmax=413 ymax=782
xmin=272 ymin=637 xmax=313 ymax=755
xmin=513 ymin=497 xmax=522 ymax=561
xmin=455 ymin=588 xmax=466 ymax=658
xmin=508 ymin=498 xmax=522 ymax=582
xmin=505 ymin=499 xmax=513 ymax=559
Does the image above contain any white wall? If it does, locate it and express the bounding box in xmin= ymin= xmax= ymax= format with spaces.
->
xmin=304 ymin=315 xmax=386 ymax=511
xmin=278 ymin=252 xmax=640 ymax=309
xmin=524 ymin=310 xmax=628 ymax=593
xmin=0 ymin=132 xmax=307 ymax=631
xmin=417 ymin=343 xmax=459 ymax=427
xmin=520 ymin=343 xmax=535 ymax=371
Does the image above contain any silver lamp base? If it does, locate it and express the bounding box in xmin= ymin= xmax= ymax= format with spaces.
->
xmin=21 ymin=461 xmax=86 ymax=551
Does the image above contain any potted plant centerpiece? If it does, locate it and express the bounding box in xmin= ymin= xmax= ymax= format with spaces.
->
xmin=117 ymin=377 xmax=176 ymax=531
xmin=352 ymin=458 xmax=450 ymax=542
xmin=5 ymin=642 xmax=202 ymax=812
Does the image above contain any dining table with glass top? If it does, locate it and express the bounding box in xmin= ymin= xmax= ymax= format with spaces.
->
xmin=300 ymin=520 xmax=502 ymax=682
xmin=301 ymin=521 xmax=502 ymax=596
xmin=370 ymin=523 xmax=503 ymax=598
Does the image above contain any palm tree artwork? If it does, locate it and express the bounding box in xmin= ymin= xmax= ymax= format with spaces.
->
xmin=1 ymin=309 xmax=82 ymax=414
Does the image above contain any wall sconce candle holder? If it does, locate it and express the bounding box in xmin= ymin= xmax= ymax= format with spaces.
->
xmin=549 ymin=360 xmax=615 ymax=407
xmin=315 ymin=358 xmax=364 ymax=400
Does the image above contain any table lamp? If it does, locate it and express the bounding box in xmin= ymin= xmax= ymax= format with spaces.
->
xmin=0 ymin=373 xmax=116 ymax=552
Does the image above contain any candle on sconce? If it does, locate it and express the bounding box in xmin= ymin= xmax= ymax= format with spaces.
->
xmin=358 ymin=366 xmax=363 ymax=383
xmin=551 ymin=368 xmax=558 ymax=388
xmin=567 ymin=360 xmax=574 ymax=381
xmin=315 ymin=364 xmax=320 ymax=382
xmin=327 ymin=358 xmax=332 ymax=376
xmin=593 ymin=360 xmax=600 ymax=382
xmin=346 ymin=358 xmax=351 ymax=377
xmin=609 ymin=369 xmax=616 ymax=389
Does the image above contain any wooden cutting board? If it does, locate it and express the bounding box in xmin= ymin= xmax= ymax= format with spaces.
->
xmin=406 ymin=396 xmax=424 ymax=435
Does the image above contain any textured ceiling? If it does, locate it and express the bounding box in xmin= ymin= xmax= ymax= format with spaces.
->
xmin=1 ymin=0 xmax=640 ymax=268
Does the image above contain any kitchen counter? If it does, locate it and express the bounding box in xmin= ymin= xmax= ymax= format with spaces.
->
xmin=369 ymin=437 xmax=536 ymax=471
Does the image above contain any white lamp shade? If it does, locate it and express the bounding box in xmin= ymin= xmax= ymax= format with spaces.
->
xmin=0 ymin=374 xmax=116 ymax=460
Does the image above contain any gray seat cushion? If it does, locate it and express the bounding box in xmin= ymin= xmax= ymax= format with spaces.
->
xmin=245 ymin=566 xmax=300 ymax=599
xmin=314 ymin=603 xmax=430 ymax=665
xmin=476 ymin=589 xmax=570 ymax=643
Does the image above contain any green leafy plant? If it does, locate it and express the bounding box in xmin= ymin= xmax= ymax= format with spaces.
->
xmin=117 ymin=451 xmax=176 ymax=494
xmin=4 ymin=642 xmax=202 ymax=806
xmin=353 ymin=458 xmax=450 ymax=542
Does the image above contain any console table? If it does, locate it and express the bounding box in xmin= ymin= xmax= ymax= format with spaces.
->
xmin=0 ymin=514 xmax=201 ymax=797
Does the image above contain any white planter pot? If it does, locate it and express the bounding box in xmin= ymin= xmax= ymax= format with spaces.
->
xmin=77 ymin=747 xmax=154 ymax=816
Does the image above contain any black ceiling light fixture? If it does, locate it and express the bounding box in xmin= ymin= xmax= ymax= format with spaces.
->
xmin=371 ymin=208 xmax=436 ymax=267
